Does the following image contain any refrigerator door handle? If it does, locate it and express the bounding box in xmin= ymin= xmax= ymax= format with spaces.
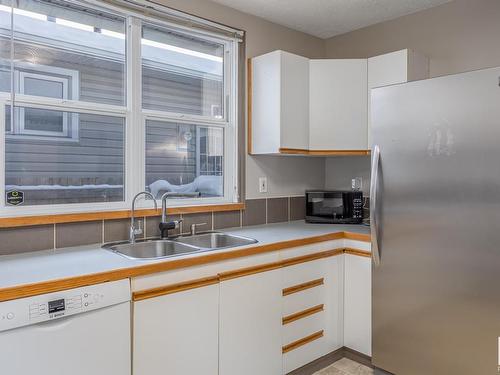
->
xmin=370 ymin=144 xmax=381 ymax=266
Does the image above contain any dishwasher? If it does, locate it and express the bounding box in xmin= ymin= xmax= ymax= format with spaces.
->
xmin=0 ymin=279 xmax=131 ymax=375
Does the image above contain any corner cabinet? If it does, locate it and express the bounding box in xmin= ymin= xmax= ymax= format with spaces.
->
xmin=249 ymin=50 xmax=310 ymax=154
xmin=309 ymin=59 xmax=368 ymax=151
xmin=249 ymin=49 xmax=428 ymax=155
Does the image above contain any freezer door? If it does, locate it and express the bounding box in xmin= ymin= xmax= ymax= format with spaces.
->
xmin=371 ymin=67 xmax=500 ymax=375
xmin=0 ymin=302 xmax=131 ymax=375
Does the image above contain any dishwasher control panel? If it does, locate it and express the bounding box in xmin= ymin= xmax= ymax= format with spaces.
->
xmin=28 ymin=291 xmax=105 ymax=320
xmin=0 ymin=279 xmax=130 ymax=332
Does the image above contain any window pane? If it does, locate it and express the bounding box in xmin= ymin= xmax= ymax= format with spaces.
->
xmin=0 ymin=2 xmax=10 ymax=92
xmin=24 ymin=108 xmax=64 ymax=133
xmin=142 ymin=24 xmax=224 ymax=118
xmin=145 ymin=119 xmax=224 ymax=199
xmin=5 ymin=106 xmax=125 ymax=206
xmin=24 ymin=77 xmax=64 ymax=98
xmin=0 ymin=0 xmax=126 ymax=105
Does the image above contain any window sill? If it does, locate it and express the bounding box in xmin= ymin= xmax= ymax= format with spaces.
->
xmin=0 ymin=202 xmax=245 ymax=228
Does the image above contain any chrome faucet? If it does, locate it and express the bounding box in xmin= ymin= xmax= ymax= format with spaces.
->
xmin=159 ymin=191 xmax=200 ymax=239
xmin=130 ymin=191 xmax=157 ymax=244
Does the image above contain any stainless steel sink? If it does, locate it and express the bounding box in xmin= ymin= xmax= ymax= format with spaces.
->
xmin=102 ymin=238 xmax=201 ymax=260
xmin=175 ymin=231 xmax=258 ymax=250
xmin=103 ymin=232 xmax=258 ymax=260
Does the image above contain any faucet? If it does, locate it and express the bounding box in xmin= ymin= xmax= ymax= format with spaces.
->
xmin=130 ymin=191 xmax=157 ymax=244
xmin=159 ymin=192 xmax=200 ymax=239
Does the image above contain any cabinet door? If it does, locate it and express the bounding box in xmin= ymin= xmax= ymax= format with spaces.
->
xmin=280 ymin=51 xmax=310 ymax=150
xmin=251 ymin=50 xmax=309 ymax=154
xmin=133 ymin=284 xmax=219 ymax=375
xmin=219 ymin=269 xmax=283 ymax=375
xmin=344 ymin=254 xmax=372 ymax=356
xmin=309 ymin=59 xmax=368 ymax=150
xmin=367 ymin=49 xmax=409 ymax=148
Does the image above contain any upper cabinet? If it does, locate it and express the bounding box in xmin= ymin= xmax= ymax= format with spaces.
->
xmin=309 ymin=59 xmax=368 ymax=151
xmin=367 ymin=49 xmax=429 ymax=148
xmin=249 ymin=50 xmax=309 ymax=154
xmin=249 ymin=49 xmax=428 ymax=155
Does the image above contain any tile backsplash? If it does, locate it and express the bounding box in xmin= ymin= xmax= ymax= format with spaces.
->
xmin=0 ymin=196 xmax=307 ymax=256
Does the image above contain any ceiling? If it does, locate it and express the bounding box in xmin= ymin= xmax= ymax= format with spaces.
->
xmin=210 ymin=0 xmax=452 ymax=39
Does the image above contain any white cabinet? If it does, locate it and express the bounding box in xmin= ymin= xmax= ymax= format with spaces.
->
xmin=250 ymin=50 xmax=309 ymax=154
xmin=250 ymin=49 xmax=428 ymax=154
xmin=309 ymin=59 xmax=368 ymax=151
xmin=133 ymin=284 xmax=219 ymax=375
xmin=367 ymin=49 xmax=429 ymax=147
xmin=344 ymin=254 xmax=372 ymax=356
xmin=219 ymin=269 xmax=283 ymax=375
xmin=282 ymin=256 xmax=344 ymax=373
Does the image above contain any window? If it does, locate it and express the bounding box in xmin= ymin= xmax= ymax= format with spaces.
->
xmin=0 ymin=0 xmax=240 ymax=215
xmin=13 ymin=66 xmax=80 ymax=138
xmin=145 ymin=120 xmax=224 ymax=199
xmin=5 ymin=107 xmax=125 ymax=206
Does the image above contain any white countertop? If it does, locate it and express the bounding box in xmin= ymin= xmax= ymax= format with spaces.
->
xmin=0 ymin=221 xmax=369 ymax=290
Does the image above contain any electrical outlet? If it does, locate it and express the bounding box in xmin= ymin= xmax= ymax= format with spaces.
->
xmin=259 ymin=177 xmax=268 ymax=193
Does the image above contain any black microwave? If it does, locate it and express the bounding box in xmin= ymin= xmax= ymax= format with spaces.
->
xmin=306 ymin=190 xmax=363 ymax=224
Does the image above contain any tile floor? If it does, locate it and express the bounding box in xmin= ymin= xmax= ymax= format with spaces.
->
xmin=314 ymin=358 xmax=374 ymax=375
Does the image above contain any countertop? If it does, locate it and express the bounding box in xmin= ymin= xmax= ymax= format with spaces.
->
xmin=0 ymin=221 xmax=370 ymax=300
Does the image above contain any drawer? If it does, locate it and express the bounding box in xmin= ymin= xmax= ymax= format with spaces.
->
xmin=283 ymin=307 xmax=325 ymax=344
xmin=282 ymin=258 xmax=328 ymax=288
xmin=283 ymin=284 xmax=325 ymax=316
xmin=283 ymin=331 xmax=327 ymax=373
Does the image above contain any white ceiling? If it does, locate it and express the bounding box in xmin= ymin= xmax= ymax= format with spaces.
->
xmin=211 ymin=0 xmax=452 ymax=39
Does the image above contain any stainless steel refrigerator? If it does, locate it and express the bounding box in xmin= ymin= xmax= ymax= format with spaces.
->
xmin=370 ymin=66 xmax=500 ymax=375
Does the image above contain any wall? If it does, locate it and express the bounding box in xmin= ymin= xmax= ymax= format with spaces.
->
xmin=155 ymin=0 xmax=327 ymax=199
xmin=324 ymin=0 xmax=500 ymax=194
xmin=0 ymin=195 xmax=306 ymax=255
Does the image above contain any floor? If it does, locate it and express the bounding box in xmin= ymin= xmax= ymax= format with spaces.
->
xmin=313 ymin=358 xmax=374 ymax=375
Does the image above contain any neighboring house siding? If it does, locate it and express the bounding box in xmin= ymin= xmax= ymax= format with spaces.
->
xmin=4 ymin=45 xmax=222 ymax=204
xmin=145 ymin=120 xmax=196 ymax=187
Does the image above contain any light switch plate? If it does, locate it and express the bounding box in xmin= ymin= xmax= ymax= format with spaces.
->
xmin=259 ymin=177 xmax=268 ymax=193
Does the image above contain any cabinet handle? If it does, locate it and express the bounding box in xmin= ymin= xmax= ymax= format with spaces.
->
xmin=282 ymin=278 xmax=324 ymax=296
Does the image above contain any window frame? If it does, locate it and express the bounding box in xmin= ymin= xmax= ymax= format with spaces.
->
xmin=16 ymin=65 xmax=80 ymax=139
xmin=0 ymin=0 xmax=240 ymax=217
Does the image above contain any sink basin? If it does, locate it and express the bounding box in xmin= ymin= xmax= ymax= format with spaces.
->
xmin=103 ymin=238 xmax=201 ymax=260
xmin=175 ymin=231 xmax=258 ymax=250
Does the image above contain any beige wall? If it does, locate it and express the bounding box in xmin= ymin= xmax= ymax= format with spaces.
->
xmin=155 ymin=0 xmax=500 ymax=198
xmin=324 ymin=0 xmax=500 ymax=194
xmin=325 ymin=0 xmax=500 ymax=78
xmin=156 ymin=0 xmax=326 ymax=199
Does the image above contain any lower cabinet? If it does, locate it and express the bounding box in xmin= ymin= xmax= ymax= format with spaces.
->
xmin=219 ymin=268 xmax=283 ymax=375
xmin=131 ymin=241 xmax=370 ymax=375
xmin=344 ymin=254 xmax=372 ymax=356
xmin=282 ymin=257 xmax=343 ymax=373
xmin=133 ymin=283 xmax=219 ymax=375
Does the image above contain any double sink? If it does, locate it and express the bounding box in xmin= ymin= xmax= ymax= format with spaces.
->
xmin=103 ymin=231 xmax=258 ymax=260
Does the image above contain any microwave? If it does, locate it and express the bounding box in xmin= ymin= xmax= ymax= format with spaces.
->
xmin=306 ymin=190 xmax=363 ymax=224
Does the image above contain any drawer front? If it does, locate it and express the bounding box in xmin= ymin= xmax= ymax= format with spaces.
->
xmin=283 ymin=308 xmax=325 ymax=344
xmin=282 ymin=258 xmax=328 ymax=287
xmin=283 ymin=331 xmax=327 ymax=373
xmin=283 ymin=284 xmax=325 ymax=316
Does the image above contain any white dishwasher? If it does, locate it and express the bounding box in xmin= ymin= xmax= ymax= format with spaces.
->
xmin=0 ymin=279 xmax=131 ymax=375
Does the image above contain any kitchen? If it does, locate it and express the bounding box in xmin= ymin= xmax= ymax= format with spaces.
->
xmin=0 ymin=0 xmax=499 ymax=374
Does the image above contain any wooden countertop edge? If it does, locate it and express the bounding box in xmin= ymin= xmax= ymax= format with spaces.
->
xmin=0 ymin=231 xmax=370 ymax=302
xmin=0 ymin=203 xmax=246 ymax=228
